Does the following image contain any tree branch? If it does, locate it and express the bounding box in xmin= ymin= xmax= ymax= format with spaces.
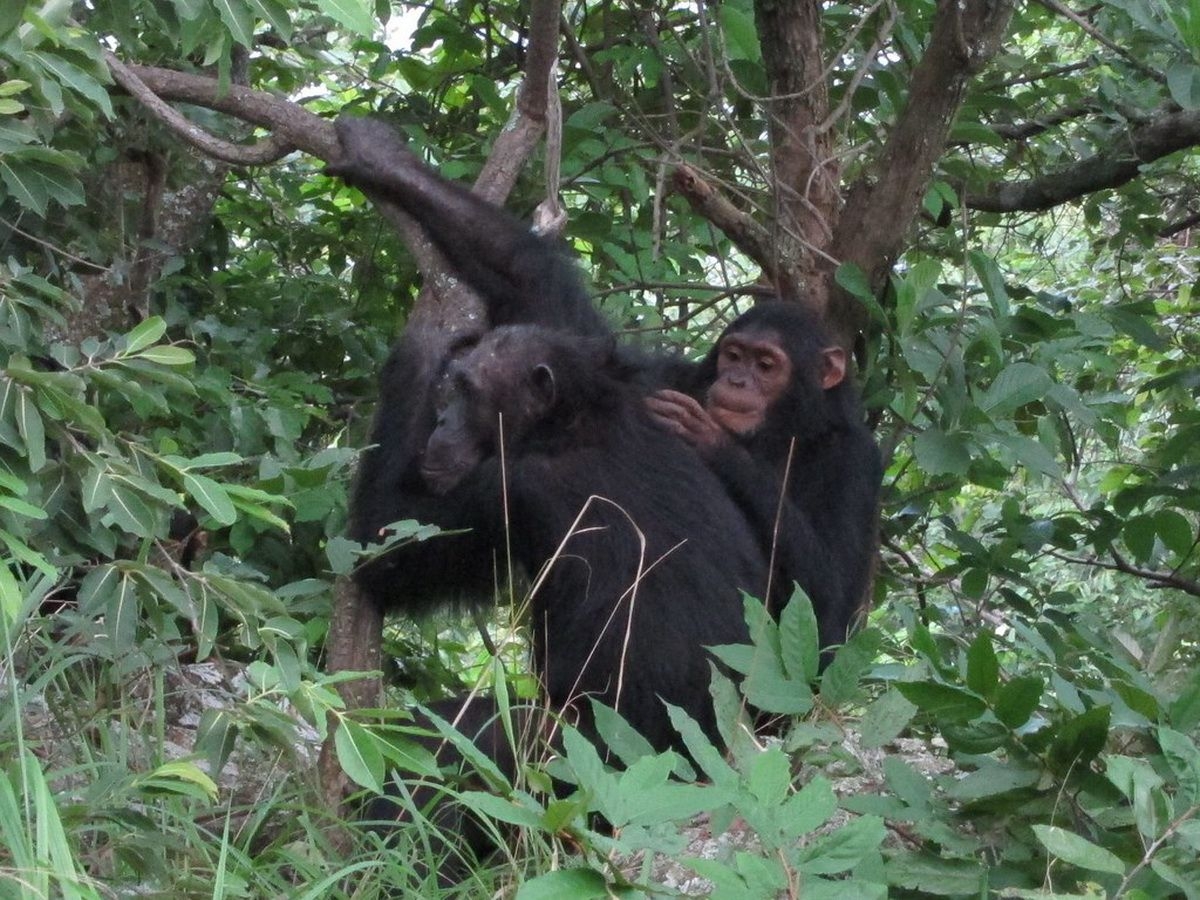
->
xmin=108 ymin=62 xmax=340 ymax=160
xmin=987 ymin=103 xmax=1095 ymax=141
xmin=1032 ymin=0 xmax=1165 ymax=84
xmin=104 ymin=52 xmax=296 ymax=164
xmin=1161 ymin=210 xmax=1200 ymax=239
xmin=829 ymin=0 xmax=1015 ymax=347
xmin=671 ymin=163 xmax=789 ymax=287
xmin=1046 ymin=549 xmax=1200 ymax=598
xmin=965 ymin=107 xmax=1200 ymax=212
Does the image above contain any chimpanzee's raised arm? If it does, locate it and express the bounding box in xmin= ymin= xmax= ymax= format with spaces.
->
xmin=329 ymin=115 xmax=609 ymax=337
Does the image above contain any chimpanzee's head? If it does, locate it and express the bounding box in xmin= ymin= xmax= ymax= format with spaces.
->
xmin=419 ymin=325 xmax=612 ymax=493
xmin=701 ymin=301 xmax=851 ymax=443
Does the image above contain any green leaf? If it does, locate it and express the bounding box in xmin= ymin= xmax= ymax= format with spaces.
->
xmin=315 ymin=0 xmax=375 ymax=35
xmin=183 ymin=472 xmax=237 ymax=525
xmin=742 ymin=653 xmax=813 ymax=715
xmin=778 ymin=585 xmax=819 ymax=681
xmin=173 ymin=451 xmax=243 ymax=469
xmin=883 ymin=758 xmax=931 ymax=812
xmin=0 ymin=496 xmax=46 ymax=520
xmin=1123 ymin=514 xmax=1156 ymax=562
xmin=77 ymin=565 xmax=118 ymax=615
xmin=940 ymin=719 xmax=1008 ymax=755
xmin=1154 ymin=510 xmax=1194 ymax=557
xmin=213 ymin=0 xmax=254 ymax=45
xmin=1048 ymin=705 xmax=1111 ymax=773
xmin=779 ymin=775 xmax=838 ymax=835
xmin=965 ymin=632 xmax=999 ymax=699
xmin=819 ymin=627 xmax=879 ymax=707
xmin=515 ymin=868 xmax=610 ymax=900
xmin=145 ymin=761 xmax=218 ymax=800
xmin=1158 ymin=727 xmax=1200 ymax=805
xmin=1167 ymin=62 xmax=1200 ymax=109
xmin=14 ymin=390 xmax=45 ymax=471
xmin=1032 ymin=825 xmax=1125 ymax=876
xmin=747 ymin=746 xmax=791 ymax=804
xmin=136 ymin=345 xmax=195 ymax=366
xmin=103 ymin=482 xmax=157 ymax=538
xmin=836 ymin=263 xmax=886 ymax=325
xmin=990 ymin=433 xmax=1062 ymax=478
xmin=886 ymin=854 xmax=987 ymax=895
xmin=994 ymin=675 xmax=1043 ymax=729
xmin=565 ymin=102 xmax=616 ymax=131
xmin=945 ymin=760 xmax=1039 ymax=802
xmin=245 ymin=0 xmax=293 ymax=39
xmin=795 ymin=815 xmax=886 ymax=875
xmin=895 ymin=681 xmax=987 ymax=723
xmin=969 ymin=250 xmax=1010 ymax=320
xmin=0 ymin=3 xmax=27 ymax=39
xmin=122 ymin=316 xmax=167 ymax=355
xmin=108 ymin=572 xmax=140 ymax=647
xmin=334 ymin=718 xmax=383 ymax=792
xmin=960 ymin=567 xmax=988 ymax=599
xmin=913 ymin=429 xmax=971 ymax=476
xmin=980 ymin=362 xmax=1053 ymax=415
xmin=719 ymin=2 xmax=762 ymax=62
xmin=457 ymin=791 xmax=544 ymax=829
xmin=589 ymin=699 xmax=656 ymax=767
xmin=0 ymin=158 xmax=49 ymax=214
xmin=195 ymin=709 xmax=238 ymax=774
xmin=860 ymin=688 xmax=917 ymax=750
xmin=27 ymin=51 xmax=114 ymax=117
xmin=0 ymin=528 xmax=54 ymax=580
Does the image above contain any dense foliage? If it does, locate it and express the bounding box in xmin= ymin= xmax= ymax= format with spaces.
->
xmin=1 ymin=0 xmax=1198 ymax=896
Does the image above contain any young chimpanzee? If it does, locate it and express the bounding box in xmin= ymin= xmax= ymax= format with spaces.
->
xmin=332 ymin=116 xmax=881 ymax=657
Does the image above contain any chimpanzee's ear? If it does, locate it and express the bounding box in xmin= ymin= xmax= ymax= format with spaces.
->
xmin=820 ymin=346 xmax=847 ymax=389
xmin=531 ymin=362 xmax=557 ymax=407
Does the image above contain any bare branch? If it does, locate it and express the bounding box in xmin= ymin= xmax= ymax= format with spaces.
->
xmin=474 ymin=0 xmax=563 ymax=205
xmin=990 ymin=60 xmax=1089 ymax=90
xmin=1046 ymin=549 xmax=1200 ymax=598
xmin=110 ymin=63 xmax=339 ymax=160
xmin=104 ymin=52 xmax=295 ymax=164
xmin=1161 ymin=210 xmax=1200 ymax=239
xmin=1032 ymin=0 xmax=1165 ymax=84
xmin=987 ymin=103 xmax=1095 ymax=141
xmin=671 ymin=163 xmax=793 ymax=289
xmin=965 ymin=107 xmax=1200 ymax=212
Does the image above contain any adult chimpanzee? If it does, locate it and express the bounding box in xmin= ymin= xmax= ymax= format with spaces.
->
xmin=357 ymin=324 xmax=766 ymax=881
xmin=333 ymin=115 xmax=881 ymax=660
xmin=372 ymin=322 xmax=766 ymax=750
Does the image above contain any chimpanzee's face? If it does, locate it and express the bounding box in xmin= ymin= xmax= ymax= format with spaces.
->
xmin=419 ymin=329 xmax=557 ymax=494
xmin=704 ymin=328 xmax=793 ymax=436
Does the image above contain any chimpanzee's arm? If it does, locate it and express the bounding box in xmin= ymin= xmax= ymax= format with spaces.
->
xmin=353 ymin=451 xmax=514 ymax=614
xmin=348 ymin=330 xmax=512 ymax=613
xmin=330 ymin=116 xmax=609 ymax=337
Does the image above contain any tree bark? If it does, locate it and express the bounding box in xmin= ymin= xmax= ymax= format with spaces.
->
xmin=965 ymin=107 xmax=1200 ymax=213
xmin=754 ymin=0 xmax=837 ymax=312
xmin=829 ymin=0 xmax=1013 ymax=349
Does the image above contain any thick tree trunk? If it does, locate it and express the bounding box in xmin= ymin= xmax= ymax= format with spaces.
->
xmin=754 ymin=0 xmax=838 ymax=315
xmin=829 ymin=0 xmax=1014 ymax=348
